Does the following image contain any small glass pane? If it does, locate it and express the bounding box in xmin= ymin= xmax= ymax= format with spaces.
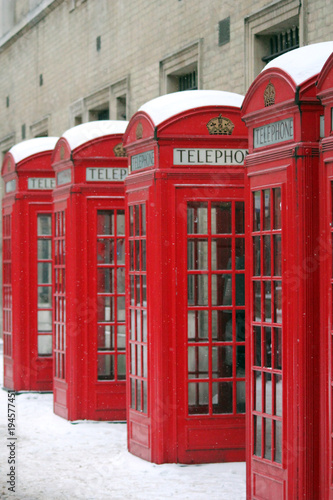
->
xmin=188 ymin=382 xmax=209 ymax=414
xmin=116 ymin=210 xmax=125 ymax=235
xmin=212 ymin=310 xmax=232 ymax=341
xmin=237 ymin=381 xmax=246 ymax=413
xmin=137 ymin=346 xmax=142 ymax=376
xmin=255 ymin=371 xmax=262 ymax=412
xmin=273 ymin=235 xmax=282 ymax=276
xmin=235 ymin=238 xmax=245 ymax=269
xmin=38 ymin=335 xmax=52 ymax=356
xmin=212 ymin=238 xmax=232 ymax=270
xmin=263 ymin=235 xmax=271 ymax=276
xmin=117 ymin=239 xmax=125 ymax=265
xmin=253 ymin=191 xmax=261 ymax=231
xmin=97 ymin=268 xmax=114 ymax=293
xmin=274 ymin=281 xmax=282 ymax=323
xmin=212 ymin=202 xmax=231 ymax=234
xmin=97 ymin=296 xmax=114 ymax=322
xmin=212 ymin=381 xmax=233 ymax=414
xmin=135 ymin=275 xmax=141 ymax=306
xmin=38 ymin=286 xmax=52 ymax=308
xmin=38 ymin=263 xmax=52 ymax=284
xmin=188 ymin=346 xmax=209 ymax=378
xmin=212 ymin=346 xmax=232 ymax=378
xmin=264 ymin=282 xmax=272 ymax=322
xmin=254 ymin=326 xmax=261 ymax=366
xmin=188 ymin=275 xmax=208 ymax=306
xmin=142 ymin=310 xmax=147 ymax=342
xmin=117 ymin=268 xmax=125 ymax=294
xmin=135 ymin=206 xmax=140 ymax=236
xmin=130 ymin=309 xmax=135 ymax=340
xmin=235 ymin=202 xmax=245 ymax=234
xmin=143 ymin=345 xmax=147 ymax=378
xmin=117 ymin=355 xmax=126 ymax=380
xmin=274 ymin=420 xmax=282 ymax=463
xmin=263 ymin=189 xmax=271 ymax=231
xmin=135 ymin=240 xmax=140 ymax=270
xmin=273 ymin=188 xmax=282 ymax=230
xmin=212 ymin=274 xmax=232 ymax=306
xmin=253 ymin=236 xmax=261 ymax=276
xmin=187 ymin=203 xmax=208 ymax=234
xmin=38 ymin=310 xmax=52 ymax=332
xmin=117 ymin=296 xmax=126 ymax=322
xmin=141 ymin=204 xmax=146 ymax=236
xmin=98 ymin=354 xmax=115 ymax=380
xmin=236 ymin=311 xmax=245 ymax=341
xmin=236 ymin=346 xmax=245 ymax=377
xmin=254 ymin=281 xmax=261 ymax=321
xmin=130 ymin=378 xmax=135 ymax=408
xmin=264 ymin=418 xmax=272 ymax=460
xmin=188 ymin=310 xmax=208 ymax=341
xmin=97 ymin=239 xmax=114 ymax=264
xmin=254 ymin=415 xmax=262 ymax=457
xmin=142 ymin=380 xmax=148 ymax=413
xmin=117 ymin=325 xmax=126 ymax=350
xmin=130 ymin=344 xmax=136 ymax=374
xmin=98 ymin=211 xmax=114 ymax=235
xmin=97 ymin=325 xmax=114 ymax=350
xmin=188 ymin=240 xmax=208 ymax=270
xmin=141 ymin=240 xmax=146 ymax=271
xmin=38 ymin=215 xmax=51 ymax=236
xmin=235 ymin=274 xmax=245 ymax=306
xmin=129 ymin=206 xmax=134 ymax=236
xmin=264 ymin=327 xmax=272 ymax=368
xmin=136 ymin=310 xmax=142 ymax=342
xmin=275 ymin=374 xmax=282 ymax=417
xmin=38 ymin=240 xmax=51 ymax=260
xmin=264 ymin=373 xmax=272 ymax=414
xmin=142 ymin=275 xmax=147 ymax=304
xmin=274 ymin=328 xmax=282 ymax=370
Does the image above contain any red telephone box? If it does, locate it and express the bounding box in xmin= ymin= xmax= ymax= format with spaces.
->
xmin=316 ymin=51 xmax=333 ymax=500
xmin=241 ymin=42 xmax=333 ymax=499
xmin=2 ymin=137 xmax=58 ymax=392
xmin=123 ymin=90 xmax=248 ymax=464
xmin=51 ymin=120 xmax=128 ymax=421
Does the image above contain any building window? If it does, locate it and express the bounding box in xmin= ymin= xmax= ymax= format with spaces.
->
xmin=96 ymin=36 xmax=101 ymax=52
xmin=21 ymin=124 xmax=26 ymax=140
xmin=89 ymin=106 xmax=109 ymax=121
xmin=261 ymin=26 xmax=299 ymax=63
xmin=160 ymin=40 xmax=202 ymax=95
xmin=218 ymin=17 xmax=230 ymax=47
xmin=30 ymin=116 xmax=49 ymax=138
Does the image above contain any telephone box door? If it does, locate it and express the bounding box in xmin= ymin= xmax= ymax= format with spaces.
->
xmin=175 ymin=186 xmax=246 ymax=463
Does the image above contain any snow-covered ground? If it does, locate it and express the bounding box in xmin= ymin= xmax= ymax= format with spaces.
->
xmin=0 ymin=341 xmax=246 ymax=499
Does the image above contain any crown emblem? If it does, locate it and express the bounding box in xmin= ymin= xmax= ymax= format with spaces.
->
xmin=136 ymin=122 xmax=143 ymax=140
xmin=264 ymin=82 xmax=275 ymax=107
xmin=113 ymin=142 xmax=126 ymax=157
xmin=206 ymin=115 xmax=235 ymax=135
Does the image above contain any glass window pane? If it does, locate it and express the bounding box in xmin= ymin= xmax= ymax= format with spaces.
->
xmin=97 ymin=325 xmax=114 ymax=350
xmin=274 ymin=281 xmax=282 ymax=323
xmin=98 ymin=354 xmax=114 ymax=380
xmin=143 ymin=345 xmax=147 ymax=378
xmin=211 ymin=238 xmax=231 ymax=270
xmin=264 ymin=327 xmax=272 ymax=368
xmin=236 ymin=274 xmax=245 ymax=306
xmin=117 ymin=268 xmax=125 ymax=294
xmin=254 ymin=326 xmax=261 ymax=366
xmin=188 ymin=274 xmax=208 ymax=306
xmin=254 ymin=281 xmax=261 ymax=321
xmin=264 ymin=189 xmax=271 ymax=231
xmin=117 ymin=239 xmax=125 ymax=265
xmin=130 ymin=378 xmax=135 ymax=408
xmin=263 ymin=235 xmax=271 ymax=276
xmin=38 ymin=263 xmax=52 ymax=284
xmin=97 ymin=268 xmax=114 ymax=293
xmin=137 ymin=346 xmax=142 ymax=376
xmin=116 ymin=210 xmax=125 ymax=235
xmin=254 ymin=415 xmax=262 ymax=457
xmin=188 ymin=240 xmax=208 ymax=270
xmin=38 ymin=215 xmax=52 ymax=236
xmin=212 ymin=202 xmax=231 ymax=234
xmin=38 ymin=310 xmax=52 ymax=332
xmin=130 ymin=309 xmax=135 ymax=340
xmin=117 ymin=296 xmax=126 ymax=322
xmin=117 ymin=325 xmax=126 ymax=350
xmin=235 ymin=238 xmax=245 ymax=269
xmin=38 ymin=335 xmax=52 ymax=356
xmin=38 ymin=286 xmax=52 ymax=308
xmin=274 ymin=420 xmax=282 ymax=463
xmin=142 ymin=380 xmax=147 ymax=413
xmin=38 ymin=240 xmax=51 ymax=260
xmin=275 ymin=374 xmax=282 ymax=417
xmin=141 ymin=240 xmax=146 ymax=271
xmin=98 ymin=211 xmax=114 ymax=235
xmin=274 ymin=328 xmax=282 ymax=370
xmin=264 ymin=373 xmax=272 ymax=414
xmin=273 ymin=188 xmax=282 ymax=230
xmin=212 ymin=346 xmax=233 ymax=378
xmin=212 ymin=310 xmax=232 ymax=341
xmin=188 ymin=310 xmax=208 ymax=341
xmin=141 ymin=204 xmax=146 ymax=236
xmin=188 ymin=382 xmax=209 ymax=414
xmin=212 ymin=381 xmax=233 ymax=414
xmin=235 ymin=202 xmax=244 ymax=234
xmin=236 ymin=346 xmax=245 ymax=377
xmin=142 ymin=310 xmax=147 ymax=342
xmin=237 ymin=381 xmax=246 ymax=413
xmin=136 ymin=379 xmax=141 ymax=411
xmin=135 ymin=240 xmax=140 ymax=270
xmin=253 ymin=236 xmax=261 ymax=276
xmin=255 ymin=371 xmax=262 ymax=412
xmin=264 ymin=281 xmax=272 ymax=322
xmin=136 ymin=310 xmax=142 ymax=342
xmin=135 ymin=206 xmax=140 ymax=236
xmin=188 ymin=346 xmax=209 ymax=378
xmin=117 ymin=355 xmax=126 ymax=380
xmin=236 ymin=311 xmax=245 ymax=341
xmin=253 ymin=191 xmax=261 ymax=231
xmin=130 ymin=344 xmax=136 ymax=374
xmin=264 ymin=418 xmax=272 ymax=460
xmin=273 ymin=235 xmax=282 ymax=276
xmin=187 ymin=203 xmax=208 ymax=234
xmin=212 ymin=274 xmax=232 ymax=306
xmin=97 ymin=239 xmax=114 ymax=264
xmin=97 ymin=296 xmax=114 ymax=322
xmin=129 ymin=206 xmax=134 ymax=236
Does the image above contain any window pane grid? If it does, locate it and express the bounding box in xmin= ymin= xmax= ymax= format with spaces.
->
xmin=3 ymin=214 xmax=12 ymax=357
xmin=54 ymin=211 xmax=66 ymax=379
xmin=37 ymin=214 xmax=53 ymax=356
xmin=251 ymin=188 xmax=282 ymax=465
xmin=187 ymin=200 xmax=245 ymax=416
xmin=97 ymin=209 xmax=126 ymax=381
xmin=129 ymin=204 xmax=148 ymax=413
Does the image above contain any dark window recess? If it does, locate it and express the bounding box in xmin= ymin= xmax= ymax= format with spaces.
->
xmin=6 ymin=96 xmax=9 ymax=108
xmin=218 ymin=17 xmax=230 ymax=46
xmin=96 ymin=36 xmax=101 ymax=51
xmin=22 ymin=124 xmax=26 ymax=140
xmin=179 ymin=71 xmax=197 ymax=91
xmin=262 ymin=26 xmax=299 ymax=63
xmin=97 ymin=109 xmax=109 ymax=120
xmin=39 ymin=74 xmax=43 ymax=86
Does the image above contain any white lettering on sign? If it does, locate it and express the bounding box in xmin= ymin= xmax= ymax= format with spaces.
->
xmin=131 ymin=150 xmax=154 ymax=171
xmin=57 ymin=169 xmax=71 ymax=186
xmin=173 ymin=148 xmax=249 ymax=165
xmin=86 ymin=167 xmax=128 ymax=181
xmin=253 ymin=118 xmax=294 ymax=148
xmin=5 ymin=179 xmax=16 ymax=193
xmin=28 ymin=178 xmax=56 ymax=190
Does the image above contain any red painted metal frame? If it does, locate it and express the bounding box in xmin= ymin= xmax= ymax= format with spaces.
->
xmin=123 ymin=102 xmax=248 ymax=464
xmin=242 ymin=68 xmax=324 ymax=499
xmin=317 ymin=53 xmax=333 ymax=500
xmin=51 ymin=131 xmax=127 ymax=421
xmin=2 ymin=147 xmax=55 ymax=391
